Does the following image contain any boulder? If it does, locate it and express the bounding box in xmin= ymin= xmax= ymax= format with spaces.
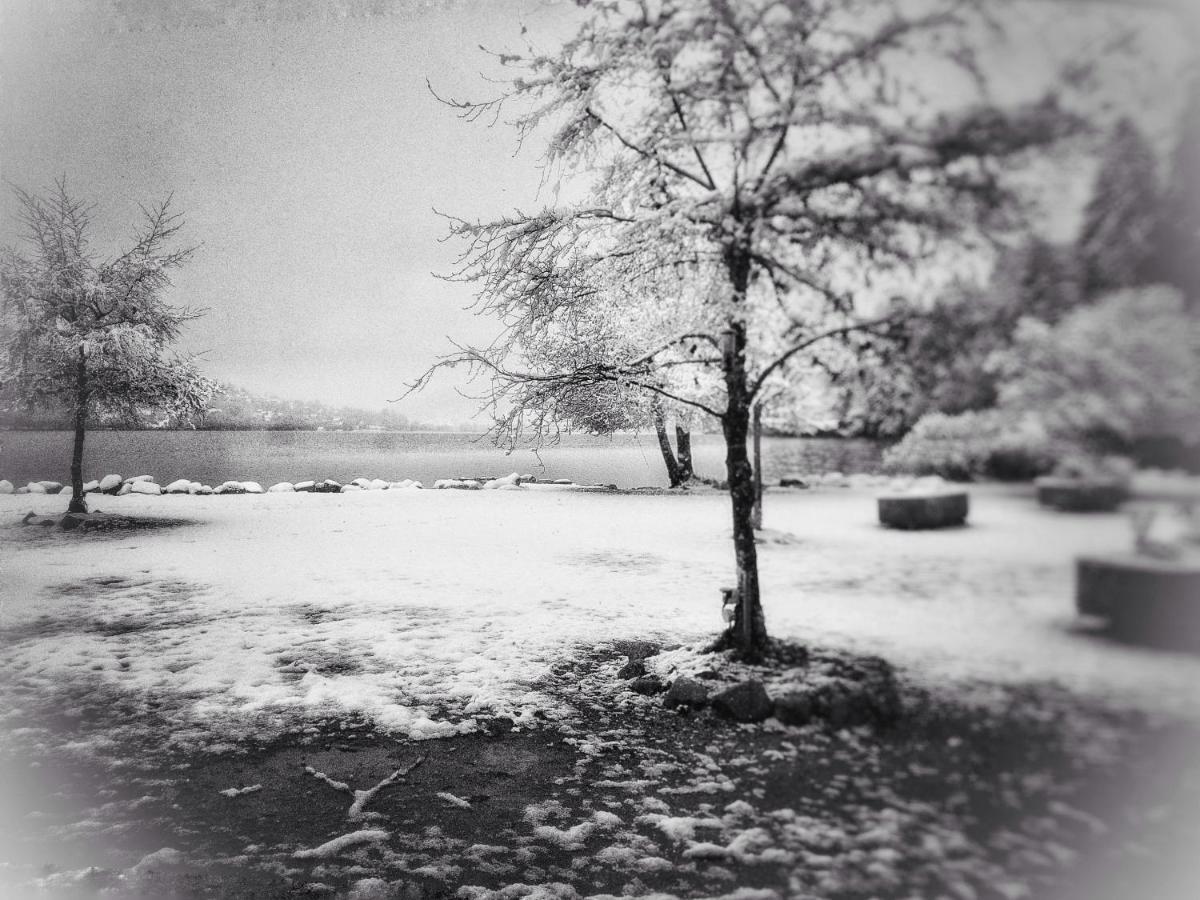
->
xmin=368 ymin=478 xmax=389 ymax=491
xmin=117 ymin=482 xmax=133 ymax=495
xmin=340 ymin=484 xmax=364 ymax=492
xmin=351 ymin=477 xmax=373 ymax=489
xmin=82 ymin=479 xmax=100 ymax=493
xmin=0 ymin=479 xmax=12 ymax=494
xmin=241 ymin=482 xmax=264 ymax=494
xmin=617 ymin=659 xmax=647 ymax=679
xmin=215 ymin=481 xmax=247 ymax=495
xmin=311 ymin=480 xmax=343 ymax=493
xmin=130 ymin=480 xmax=162 ymax=495
xmin=124 ymin=475 xmax=154 ymax=485
xmin=779 ymin=477 xmax=808 ymax=488
xmin=612 ymin=640 xmax=660 ymax=660
xmin=389 ymin=479 xmax=421 ymax=490
xmin=628 ymin=675 xmax=667 ymax=695
xmin=773 ymin=692 xmax=815 ymax=727
xmin=294 ymin=480 xmax=317 ymax=492
xmin=663 ymin=677 xmax=710 ymax=710
xmin=517 ymin=474 xmax=537 ymax=484
xmin=711 ymin=680 xmax=773 ymax=723
xmin=15 ymin=486 xmax=30 ymax=494
xmin=26 ymin=482 xmax=47 ymax=494
xmin=98 ymin=474 xmax=123 ymax=493
xmin=164 ymin=479 xmax=193 ymax=494
xmin=268 ymin=482 xmax=296 ymax=493
xmin=37 ymin=481 xmax=64 ymax=494
xmin=878 ymin=492 xmax=969 ymax=530
xmin=60 ymin=512 xmax=91 ymax=531
xmin=191 ymin=485 xmax=214 ymax=495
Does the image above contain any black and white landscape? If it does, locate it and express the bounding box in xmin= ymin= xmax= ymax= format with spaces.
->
xmin=1 ymin=1 xmax=1198 ymax=899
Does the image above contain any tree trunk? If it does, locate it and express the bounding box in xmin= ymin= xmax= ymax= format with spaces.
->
xmin=718 ymin=246 xmax=768 ymax=659
xmin=68 ymin=346 xmax=88 ymax=514
xmin=675 ymin=425 xmax=694 ymax=482
xmin=653 ymin=402 xmax=682 ymax=487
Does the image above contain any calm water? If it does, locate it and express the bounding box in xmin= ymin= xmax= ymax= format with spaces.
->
xmin=0 ymin=430 xmax=883 ymax=490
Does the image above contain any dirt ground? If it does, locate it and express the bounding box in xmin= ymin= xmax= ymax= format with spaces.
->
xmin=2 ymin=640 xmax=1198 ymax=900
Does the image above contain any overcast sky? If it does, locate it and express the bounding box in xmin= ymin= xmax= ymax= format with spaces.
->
xmin=0 ymin=0 xmax=1188 ymax=424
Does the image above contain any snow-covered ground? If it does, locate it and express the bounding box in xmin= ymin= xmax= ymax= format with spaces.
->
xmin=2 ymin=485 xmax=1198 ymax=752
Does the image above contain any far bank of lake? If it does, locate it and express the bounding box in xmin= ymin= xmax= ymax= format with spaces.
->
xmin=0 ymin=430 xmax=884 ymax=490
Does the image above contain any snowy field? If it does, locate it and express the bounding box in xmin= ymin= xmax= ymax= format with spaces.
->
xmin=3 ymin=484 xmax=1198 ymax=756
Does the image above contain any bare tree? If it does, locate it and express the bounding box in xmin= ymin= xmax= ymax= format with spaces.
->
xmin=0 ymin=182 xmax=216 ymax=514
xmin=412 ymin=0 xmax=1077 ymax=658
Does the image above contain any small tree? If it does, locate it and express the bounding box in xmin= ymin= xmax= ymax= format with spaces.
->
xmin=0 ymin=182 xmax=216 ymax=513
xmin=417 ymin=0 xmax=1076 ymax=658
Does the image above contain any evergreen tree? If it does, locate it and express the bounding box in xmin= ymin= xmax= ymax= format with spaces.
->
xmin=1077 ymin=118 xmax=1161 ymax=297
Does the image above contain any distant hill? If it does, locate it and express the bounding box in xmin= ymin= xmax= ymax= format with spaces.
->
xmin=0 ymin=382 xmax=471 ymax=432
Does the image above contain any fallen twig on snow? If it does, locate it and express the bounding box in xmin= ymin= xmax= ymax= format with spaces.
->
xmin=348 ymin=756 xmax=426 ymax=820
xmin=436 ymin=790 xmax=472 ymax=809
xmin=218 ymin=784 xmax=262 ymax=798
xmin=304 ymin=756 xmax=426 ymax=820
xmin=293 ymin=828 xmax=389 ymax=859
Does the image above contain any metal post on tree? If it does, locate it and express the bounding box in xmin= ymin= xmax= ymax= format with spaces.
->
xmin=752 ymin=401 xmax=763 ymax=531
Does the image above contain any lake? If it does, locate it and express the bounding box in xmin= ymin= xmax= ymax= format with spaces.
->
xmin=0 ymin=430 xmax=884 ymax=490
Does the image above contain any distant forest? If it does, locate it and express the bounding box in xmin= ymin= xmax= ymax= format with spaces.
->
xmin=0 ymin=383 xmax=472 ymax=432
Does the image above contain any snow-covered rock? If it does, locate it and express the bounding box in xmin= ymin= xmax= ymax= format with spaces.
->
xmin=191 ymin=485 xmax=214 ymax=495
xmin=496 ymin=483 xmax=522 ymax=491
xmin=164 ymin=479 xmax=193 ymax=494
xmin=341 ymin=484 xmax=364 ymax=492
xmin=434 ymin=479 xmax=480 ymax=490
xmin=484 ymin=472 xmax=521 ymax=490
xmin=98 ymin=474 xmax=122 ymax=493
xmin=15 ymin=486 xmax=29 ymax=494
xmin=294 ymin=480 xmax=316 ymax=492
xmin=124 ymin=475 xmax=154 ymax=485
xmin=268 ymin=482 xmax=295 ymax=493
xmin=350 ymin=477 xmax=373 ymax=489
xmin=26 ymin=482 xmax=47 ymax=494
xmin=0 ymin=480 xmax=12 ymax=494
xmin=37 ymin=481 xmax=64 ymax=494
xmin=241 ymin=482 xmax=264 ymax=494
xmin=130 ymin=480 xmax=162 ymax=495
xmin=369 ymin=478 xmax=389 ymax=491
xmin=82 ymin=479 xmax=100 ymax=493
xmin=389 ymin=479 xmax=423 ymax=490
xmin=215 ymin=481 xmax=246 ymax=495
xmin=117 ymin=482 xmax=132 ymax=496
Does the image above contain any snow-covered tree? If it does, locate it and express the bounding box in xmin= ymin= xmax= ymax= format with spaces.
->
xmin=0 ymin=182 xmax=216 ymax=513
xmin=414 ymin=0 xmax=1076 ymax=657
xmin=994 ymin=286 xmax=1200 ymax=452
